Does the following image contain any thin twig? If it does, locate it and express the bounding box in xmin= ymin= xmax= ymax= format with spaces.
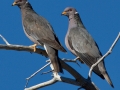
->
xmin=25 ymin=62 xmax=51 ymax=88
xmin=41 ymin=70 xmax=53 ymax=75
xmin=26 ymin=62 xmax=50 ymax=80
xmin=62 ymin=57 xmax=78 ymax=62
xmin=0 ymin=34 xmax=11 ymax=45
xmin=88 ymin=32 xmax=120 ymax=78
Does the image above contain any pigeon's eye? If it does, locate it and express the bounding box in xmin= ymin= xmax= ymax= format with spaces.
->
xmin=69 ymin=9 xmax=72 ymax=11
xmin=19 ymin=0 xmax=22 ymax=2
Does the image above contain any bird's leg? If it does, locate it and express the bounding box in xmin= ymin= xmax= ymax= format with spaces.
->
xmin=29 ymin=44 xmax=37 ymax=52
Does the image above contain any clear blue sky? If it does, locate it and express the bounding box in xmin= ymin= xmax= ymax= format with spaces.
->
xmin=0 ymin=0 xmax=120 ymax=90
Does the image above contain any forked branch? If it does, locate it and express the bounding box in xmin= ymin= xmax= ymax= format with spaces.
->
xmin=0 ymin=34 xmax=98 ymax=90
xmin=1 ymin=32 xmax=120 ymax=90
xmin=25 ymin=59 xmax=98 ymax=90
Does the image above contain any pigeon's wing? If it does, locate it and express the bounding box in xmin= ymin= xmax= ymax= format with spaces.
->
xmin=23 ymin=13 xmax=66 ymax=52
xmin=68 ymin=27 xmax=104 ymax=78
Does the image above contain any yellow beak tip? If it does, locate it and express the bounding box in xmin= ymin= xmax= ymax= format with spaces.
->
xmin=12 ymin=2 xmax=17 ymax=6
xmin=62 ymin=12 xmax=67 ymax=15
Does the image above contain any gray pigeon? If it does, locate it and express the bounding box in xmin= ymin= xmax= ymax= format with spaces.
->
xmin=62 ymin=7 xmax=114 ymax=87
xmin=12 ymin=0 xmax=67 ymax=73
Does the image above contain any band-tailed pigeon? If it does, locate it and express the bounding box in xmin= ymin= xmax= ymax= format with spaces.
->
xmin=12 ymin=0 xmax=67 ymax=73
xmin=62 ymin=7 xmax=114 ymax=87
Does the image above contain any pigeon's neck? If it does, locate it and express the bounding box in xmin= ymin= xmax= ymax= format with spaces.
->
xmin=19 ymin=2 xmax=35 ymax=19
xmin=19 ymin=2 xmax=33 ymax=10
xmin=68 ymin=14 xmax=85 ymax=29
xmin=19 ymin=2 xmax=33 ymax=14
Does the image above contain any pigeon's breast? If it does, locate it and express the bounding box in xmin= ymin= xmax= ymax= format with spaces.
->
xmin=22 ymin=24 xmax=40 ymax=45
xmin=65 ymin=31 xmax=77 ymax=56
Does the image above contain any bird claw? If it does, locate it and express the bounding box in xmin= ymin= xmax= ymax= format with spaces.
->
xmin=29 ymin=44 xmax=37 ymax=52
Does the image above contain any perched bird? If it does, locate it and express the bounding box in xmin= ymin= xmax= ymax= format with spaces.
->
xmin=12 ymin=0 xmax=67 ymax=73
xmin=62 ymin=7 xmax=114 ymax=87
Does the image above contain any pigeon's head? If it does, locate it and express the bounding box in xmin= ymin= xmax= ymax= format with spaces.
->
xmin=62 ymin=7 xmax=78 ymax=17
xmin=12 ymin=0 xmax=28 ymax=6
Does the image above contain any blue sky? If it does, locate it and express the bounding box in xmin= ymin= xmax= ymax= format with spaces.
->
xmin=0 ymin=0 xmax=120 ymax=90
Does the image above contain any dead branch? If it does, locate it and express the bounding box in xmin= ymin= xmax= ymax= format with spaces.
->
xmin=25 ymin=59 xmax=98 ymax=90
xmin=0 ymin=44 xmax=48 ymax=58
xmin=0 ymin=34 xmax=11 ymax=45
xmin=0 ymin=34 xmax=98 ymax=90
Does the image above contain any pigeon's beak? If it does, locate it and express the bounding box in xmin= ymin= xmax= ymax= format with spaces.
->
xmin=61 ymin=11 xmax=67 ymax=15
xmin=12 ymin=2 xmax=17 ymax=6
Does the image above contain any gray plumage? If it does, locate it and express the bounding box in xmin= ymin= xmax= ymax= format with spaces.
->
xmin=62 ymin=7 xmax=114 ymax=87
xmin=12 ymin=0 xmax=66 ymax=73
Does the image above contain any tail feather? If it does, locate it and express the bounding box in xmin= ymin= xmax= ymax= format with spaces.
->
xmin=59 ymin=45 xmax=67 ymax=52
xmin=44 ymin=44 xmax=63 ymax=73
xmin=98 ymin=61 xmax=114 ymax=88
xmin=103 ymin=71 xmax=114 ymax=88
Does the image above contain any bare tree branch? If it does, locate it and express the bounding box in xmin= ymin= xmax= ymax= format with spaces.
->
xmin=0 ymin=44 xmax=48 ymax=57
xmin=25 ymin=59 xmax=98 ymax=90
xmin=25 ymin=77 xmax=57 ymax=90
xmin=60 ymin=59 xmax=98 ymax=90
xmin=88 ymin=32 xmax=120 ymax=78
xmin=0 ymin=34 xmax=99 ymax=90
xmin=25 ymin=76 xmax=82 ymax=90
xmin=0 ymin=34 xmax=11 ymax=45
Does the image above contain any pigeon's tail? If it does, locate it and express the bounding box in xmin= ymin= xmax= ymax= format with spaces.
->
xmin=98 ymin=62 xmax=114 ymax=88
xmin=102 ymin=71 xmax=114 ymax=88
xmin=44 ymin=44 xmax=63 ymax=73
xmin=59 ymin=45 xmax=67 ymax=53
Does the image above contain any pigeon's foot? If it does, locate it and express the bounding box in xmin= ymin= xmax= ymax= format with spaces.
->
xmin=29 ymin=44 xmax=37 ymax=52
